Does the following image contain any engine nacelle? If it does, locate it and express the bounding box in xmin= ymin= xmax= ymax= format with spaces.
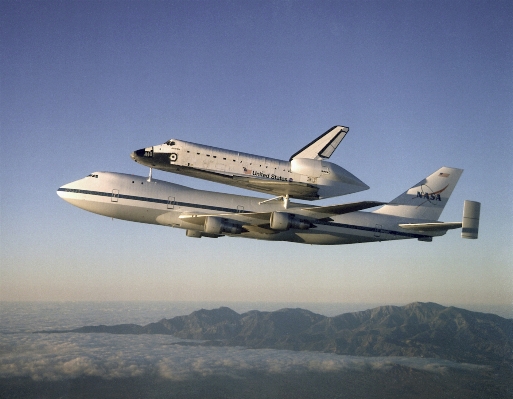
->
xmin=186 ymin=229 xmax=203 ymax=238
xmin=270 ymin=212 xmax=311 ymax=231
xmin=186 ymin=229 xmax=220 ymax=238
xmin=204 ymin=216 xmax=243 ymax=235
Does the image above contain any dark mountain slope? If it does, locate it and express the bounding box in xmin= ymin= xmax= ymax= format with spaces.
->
xmin=44 ymin=302 xmax=512 ymax=365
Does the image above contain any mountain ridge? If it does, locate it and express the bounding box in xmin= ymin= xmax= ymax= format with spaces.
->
xmin=39 ymin=302 xmax=512 ymax=366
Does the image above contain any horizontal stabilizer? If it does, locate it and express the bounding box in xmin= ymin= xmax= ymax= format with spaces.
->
xmin=290 ymin=126 xmax=349 ymax=161
xmin=399 ymin=222 xmax=462 ymax=232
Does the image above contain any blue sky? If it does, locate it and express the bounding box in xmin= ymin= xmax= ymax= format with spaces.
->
xmin=1 ymin=1 xmax=511 ymax=306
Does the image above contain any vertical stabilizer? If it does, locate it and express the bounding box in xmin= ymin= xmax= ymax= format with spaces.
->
xmin=290 ymin=126 xmax=349 ymax=161
xmin=373 ymin=167 xmax=464 ymax=220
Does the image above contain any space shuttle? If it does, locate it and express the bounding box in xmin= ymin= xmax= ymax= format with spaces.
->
xmin=130 ymin=126 xmax=368 ymax=203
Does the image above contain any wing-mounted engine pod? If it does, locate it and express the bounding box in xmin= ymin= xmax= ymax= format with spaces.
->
xmin=186 ymin=229 xmax=221 ymax=238
xmin=270 ymin=212 xmax=312 ymax=231
xmin=204 ymin=216 xmax=243 ymax=235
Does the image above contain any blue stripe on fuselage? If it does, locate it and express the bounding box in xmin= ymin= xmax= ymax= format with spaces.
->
xmin=57 ymin=188 xmax=431 ymax=240
xmin=57 ymin=187 xmax=245 ymax=213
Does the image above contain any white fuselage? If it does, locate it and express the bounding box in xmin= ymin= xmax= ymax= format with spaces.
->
xmin=57 ymin=172 xmax=443 ymax=245
xmin=130 ymin=139 xmax=369 ymax=200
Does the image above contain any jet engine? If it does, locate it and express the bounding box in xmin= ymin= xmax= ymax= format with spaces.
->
xmin=186 ymin=229 xmax=203 ymax=238
xmin=186 ymin=229 xmax=220 ymax=238
xmin=204 ymin=216 xmax=243 ymax=235
xmin=270 ymin=212 xmax=312 ymax=231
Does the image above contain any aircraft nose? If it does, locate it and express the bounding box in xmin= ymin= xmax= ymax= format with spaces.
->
xmin=131 ymin=148 xmax=145 ymax=161
xmin=57 ymin=180 xmax=76 ymax=203
xmin=57 ymin=185 xmax=65 ymax=199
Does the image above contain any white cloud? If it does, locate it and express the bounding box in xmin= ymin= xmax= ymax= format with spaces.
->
xmin=0 ymin=332 xmax=488 ymax=382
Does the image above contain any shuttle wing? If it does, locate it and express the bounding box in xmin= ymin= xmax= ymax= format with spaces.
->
xmin=290 ymin=126 xmax=349 ymax=161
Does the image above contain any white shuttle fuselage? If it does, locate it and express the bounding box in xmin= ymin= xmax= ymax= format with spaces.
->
xmin=130 ymin=126 xmax=368 ymax=201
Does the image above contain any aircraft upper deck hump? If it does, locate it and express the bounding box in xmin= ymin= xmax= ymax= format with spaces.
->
xmin=289 ymin=126 xmax=349 ymax=161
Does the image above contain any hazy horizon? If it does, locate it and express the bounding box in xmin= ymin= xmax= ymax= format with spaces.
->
xmin=1 ymin=300 xmax=511 ymax=322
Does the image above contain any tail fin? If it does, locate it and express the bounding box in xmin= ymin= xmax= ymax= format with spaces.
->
xmin=289 ymin=126 xmax=348 ymax=161
xmin=373 ymin=167 xmax=464 ymax=220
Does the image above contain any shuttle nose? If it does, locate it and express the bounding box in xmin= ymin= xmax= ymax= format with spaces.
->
xmin=131 ymin=148 xmax=145 ymax=160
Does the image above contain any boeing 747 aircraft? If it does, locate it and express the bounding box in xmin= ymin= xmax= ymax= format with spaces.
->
xmin=130 ymin=126 xmax=368 ymax=204
xmin=57 ymin=167 xmax=480 ymax=245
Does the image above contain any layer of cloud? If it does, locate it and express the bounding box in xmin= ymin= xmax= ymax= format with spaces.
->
xmin=0 ymin=332 xmax=488 ymax=382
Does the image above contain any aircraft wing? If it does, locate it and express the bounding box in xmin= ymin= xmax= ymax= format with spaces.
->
xmin=178 ymin=200 xmax=385 ymax=234
xmin=299 ymin=201 xmax=386 ymax=219
xmin=398 ymin=222 xmax=462 ymax=232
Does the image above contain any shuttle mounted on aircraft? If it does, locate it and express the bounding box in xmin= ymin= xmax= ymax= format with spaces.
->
xmin=130 ymin=126 xmax=368 ymax=204
xmin=57 ymin=166 xmax=480 ymax=245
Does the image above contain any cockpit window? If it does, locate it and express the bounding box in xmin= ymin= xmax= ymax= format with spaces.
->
xmin=87 ymin=174 xmax=99 ymax=178
xmin=165 ymin=140 xmax=175 ymax=146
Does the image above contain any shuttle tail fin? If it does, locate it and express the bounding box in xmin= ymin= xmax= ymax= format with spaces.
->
xmin=373 ymin=167 xmax=463 ymax=220
xmin=289 ymin=126 xmax=348 ymax=161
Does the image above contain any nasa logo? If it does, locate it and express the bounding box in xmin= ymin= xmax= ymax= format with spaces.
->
xmin=413 ymin=184 xmax=448 ymax=205
xmin=170 ymin=153 xmax=178 ymax=162
xmin=416 ymin=191 xmax=441 ymax=201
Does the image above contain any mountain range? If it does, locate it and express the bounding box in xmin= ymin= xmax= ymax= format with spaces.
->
xmin=43 ymin=302 xmax=512 ymax=366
